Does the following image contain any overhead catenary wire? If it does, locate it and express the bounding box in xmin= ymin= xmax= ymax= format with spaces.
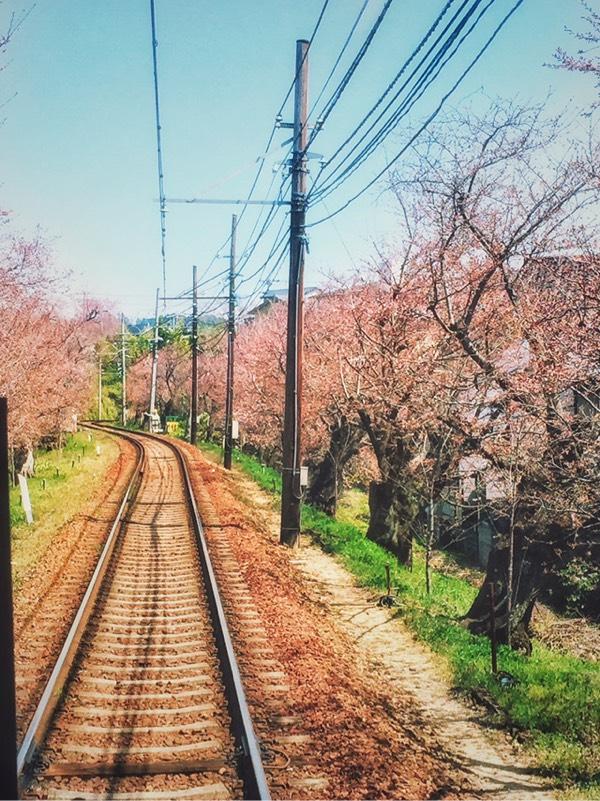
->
xmin=149 ymin=0 xmax=168 ymax=304
xmin=193 ymin=0 xmax=330 ymax=297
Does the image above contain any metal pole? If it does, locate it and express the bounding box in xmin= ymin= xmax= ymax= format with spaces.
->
xmin=97 ymin=352 xmax=102 ymax=421
xmin=149 ymin=287 xmax=160 ymax=427
xmin=0 ymin=398 xmax=18 ymax=799
xmin=489 ymin=581 xmax=498 ymax=674
xmin=190 ymin=265 xmax=198 ymax=445
xmin=121 ymin=314 xmax=127 ymax=427
xmin=224 ymin=214 xmax=237 ymax=470
xmin=280 ymin=39 xmax=309 ymax=548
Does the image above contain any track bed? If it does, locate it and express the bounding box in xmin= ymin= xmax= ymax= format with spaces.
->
xmin=22 ymin=432 xmax=267 ymax=800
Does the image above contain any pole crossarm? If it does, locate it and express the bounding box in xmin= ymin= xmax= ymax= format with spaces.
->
xmin=161 ymin=295 xmax=228 ymax=301
xmin=160 ymin=197 xmax=290 ymax=206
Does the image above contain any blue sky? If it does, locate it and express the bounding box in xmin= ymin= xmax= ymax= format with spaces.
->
xmin=1 ymin=0 xmax=596 ymax=320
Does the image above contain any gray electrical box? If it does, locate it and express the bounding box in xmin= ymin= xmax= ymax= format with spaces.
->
xmin=300 ymin=465 xmax=309 ymax=488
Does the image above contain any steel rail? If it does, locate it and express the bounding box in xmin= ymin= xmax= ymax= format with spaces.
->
xmin=16 ymin=426 xmax=146 ymax=780
xmin=99 ymin=425 xmax=271 ymax=801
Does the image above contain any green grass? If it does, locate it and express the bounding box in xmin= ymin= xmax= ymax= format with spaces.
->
xmin=201 ymin=443 xmax=600 ymax=793
xmin=10 ymin=430 xmax=120 ymax=589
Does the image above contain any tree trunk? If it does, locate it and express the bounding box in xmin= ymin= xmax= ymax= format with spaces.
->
xmin=307 ymin=417 xmax=363 ymax=515
xmin=358 ymin=410 xmax=417 ymax=564
xmin=461 ymin=522 xmax=561 ymax=654
xmin=366 ymin=480 xmax=413 ymax=564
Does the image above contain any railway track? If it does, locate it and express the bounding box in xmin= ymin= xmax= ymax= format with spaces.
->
xmin=18 ymin=427 xmax=270 ymax=801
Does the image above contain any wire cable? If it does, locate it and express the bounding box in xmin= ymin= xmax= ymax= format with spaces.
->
xmin=312 ymin=0 xmax=495 ymax=202
xmin=308 ymin=0 xmax=526 ymax=226
xmin=308 ymin=0 xmax=473 ymax=201
xmin=305 ymin=0 xmax=371 ymax=129
xmin=303 ymin=0 xmax=396 ymax=157
xmin=155 ymin=0 xmax=329 ymax=310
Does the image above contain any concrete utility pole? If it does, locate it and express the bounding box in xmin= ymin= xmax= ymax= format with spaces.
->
xmin=280 ymin=39 xmax=309 ymax=548
xmin=224 ymin=214 xmax=237 ymax=470
xmin=149 ymin=287 xmax=160 ymax=426
xmin=121 ymin=314 xmax=127 ymax=427
xmin=0 ymin=398 xmax=18 ymax=800
xmin=190 ymin=265 xmax=198 ymax=445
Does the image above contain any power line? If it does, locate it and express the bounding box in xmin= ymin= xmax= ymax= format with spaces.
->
xmin=232 ymin=173 xmax=289 ymax=276
xmin=237 ymin=238 xmax=290 ymax=321
xmin=308 ymin=0 xmax=459 ymax=178
xmin=303 ymin=0 xmax=396 ymax=157
xmin=308 ymin=0 xmax=526 ymax=226
xmin=154 ymin=0 xmax=329 ymax=308
xmin=235 ymin=184 xmax=290 ymax=282
xmin=215 ymin=0 xmax=330 ymax=252
xmin=274 ymin=0 xmax=332 ymax=127
xmin=311 ymin=0 xmax=492 ymax=201
xmin=206 ymin=0 xmax=329 ymax=288
xmin=305 ymin=0 xmax=371 ymax=130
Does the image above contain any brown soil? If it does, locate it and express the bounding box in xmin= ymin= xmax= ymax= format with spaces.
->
xmin=14 ymin=434 xmax=138 ymax=742
xmin=178 ymin=442 xmax=475 ymax=801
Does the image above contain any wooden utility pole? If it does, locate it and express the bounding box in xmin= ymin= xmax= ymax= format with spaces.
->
xmin=149 ymin=287 xmax=160 ymax=426
xmin=224 ymin=214 xmax=237 ymax=470
xmin=280 ymin=39 xmax=309 ymax=548
xmin=190 ymin=265 xmax=198 ymax=445
xmin=121 ymin=314 xmax=127 ymax=427
xmin=0 ymin=398 xmax=18 ymax=799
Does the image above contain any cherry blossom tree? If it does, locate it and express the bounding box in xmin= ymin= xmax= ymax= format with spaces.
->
xmin=553 ymin=1 xmax=600 ymax=108
xmin=0 ymin=226 xmax=108 ymax=458
xmin=390 ymin=100 xmax=600 ymax=647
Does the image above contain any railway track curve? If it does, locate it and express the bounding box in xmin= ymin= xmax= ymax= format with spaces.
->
xmin=18 ymin=426 xmax=270 ymax=801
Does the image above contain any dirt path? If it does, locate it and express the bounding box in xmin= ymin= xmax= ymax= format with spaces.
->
xmin=293 ymin=544 xmax=555 ymax=801
xmin=190 ymin=449 xmax=556 ymax=800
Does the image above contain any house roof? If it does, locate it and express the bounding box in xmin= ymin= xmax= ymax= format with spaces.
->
xmin=244 ymin=286 xmax=321 ymax=320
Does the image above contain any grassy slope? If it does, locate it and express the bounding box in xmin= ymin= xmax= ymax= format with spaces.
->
xmin=201 ymin=442 xmax=599 ymax=794
xmin=10 ymin=430 xmax=120 ymax=589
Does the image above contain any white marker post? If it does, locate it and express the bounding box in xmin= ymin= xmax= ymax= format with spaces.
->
xmin=18 ymin=474 xmax=33 ymax=525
